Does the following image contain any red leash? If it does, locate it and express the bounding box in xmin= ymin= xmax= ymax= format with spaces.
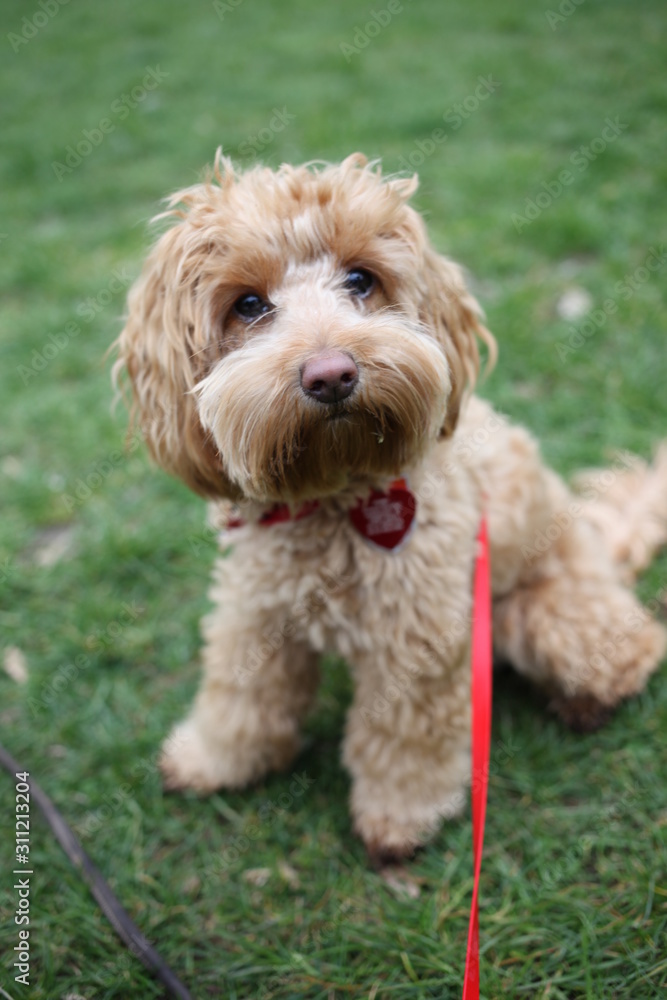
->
xmin=462 ymin=516 xmax=492 ymax=1000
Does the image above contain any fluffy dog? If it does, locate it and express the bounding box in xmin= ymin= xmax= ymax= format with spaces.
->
xmin=114 ymin=151 xmax=667 ymax=863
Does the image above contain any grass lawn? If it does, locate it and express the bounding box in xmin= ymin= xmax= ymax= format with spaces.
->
xmin=1 ymin=0 xmax=666 ymax=997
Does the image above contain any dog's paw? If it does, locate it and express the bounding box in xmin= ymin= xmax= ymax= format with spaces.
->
xmin=549 ymin=692 xmax=614 ymax=733
xmin=549 ymin=615 xmax=666 ymax=732
xmin=159 ymin=717 xmax=299 ymax=793
xmin=354 ymin=812 xmax=433 ymax=867
xmin=159 ymin=719 xmax=228 ymax=794
xmin=351 ymin=785 xmax=465 ymax=866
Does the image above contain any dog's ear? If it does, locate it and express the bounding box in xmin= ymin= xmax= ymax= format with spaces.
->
xmin=377 ymin=176 xmax=495 ymax=438
xmin=112 ymin=171 xmax=242 ymax=500
xmin=419 ymin=247 xmax=496 ymax=437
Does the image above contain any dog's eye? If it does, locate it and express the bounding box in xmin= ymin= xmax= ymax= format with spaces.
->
xmin=344 ymin=268 xmax=375 ymax=299
xmin=233 ymin=292 xmax=272 ymax=321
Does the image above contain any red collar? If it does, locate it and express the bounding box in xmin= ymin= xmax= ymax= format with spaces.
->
xmin=228 ymin=478 xmax=417 ymax=551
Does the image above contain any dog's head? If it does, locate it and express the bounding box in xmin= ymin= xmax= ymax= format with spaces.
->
xmin=114 ymin=152 xmax=494 ymax=502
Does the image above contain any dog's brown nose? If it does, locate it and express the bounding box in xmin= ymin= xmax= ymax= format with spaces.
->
xmin=301 ymin=351 xmax=359 ymax=404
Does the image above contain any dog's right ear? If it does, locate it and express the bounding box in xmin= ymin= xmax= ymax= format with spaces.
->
xmin=112 ymin=183 xmax=242 ymax=500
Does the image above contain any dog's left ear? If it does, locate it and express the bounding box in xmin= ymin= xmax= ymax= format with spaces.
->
xmin=384 ymin=179 xmax=496 ymax=437
xmin=419 ymin=247 xmax=496 ymax=437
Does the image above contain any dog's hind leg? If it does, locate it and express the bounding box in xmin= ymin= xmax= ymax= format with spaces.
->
xmin=493 ymin=512 xmax=666 ymax=732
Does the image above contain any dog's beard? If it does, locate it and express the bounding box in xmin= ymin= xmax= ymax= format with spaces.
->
xmin=195 ymin=320 xmax=451 ymax=502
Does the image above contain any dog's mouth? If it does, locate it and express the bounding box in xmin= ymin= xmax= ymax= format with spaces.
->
xmin=195 ymin=325 xmax=452 ymax=503
xmin=325 ymin=403 xmax=353 ymax=422
xmin=322 ymin=403 xmax=392 ymax=444
xmin=202 ymin=382 xmax=444 ymax=502
xmin=267 ymin=405 xmax=420 ymax=499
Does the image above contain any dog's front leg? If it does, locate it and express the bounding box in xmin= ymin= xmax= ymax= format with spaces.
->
xmin=342 ymin=637 xmax=471 ymax=865
xmin=160 ymin=599 xmax=319 ymax=794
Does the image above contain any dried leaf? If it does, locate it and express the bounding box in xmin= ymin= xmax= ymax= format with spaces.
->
xmin=379 ymin=864 xmax=422 ymax=899
xmin=278 ymin=860 xmax=300 ymax=889
xmin=3 ymin=647 xmax=28 ymax=684
xmin=242 ymin=867 xmax=271 ymax=887
xmin=30 ymin=524 xmax=76 ymax=568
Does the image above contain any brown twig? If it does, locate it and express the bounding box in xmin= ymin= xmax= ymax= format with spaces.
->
xmin=0 ymin=742 xmax=193 ymax=1000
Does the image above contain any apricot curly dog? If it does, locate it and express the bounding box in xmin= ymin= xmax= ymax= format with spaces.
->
xmin=114 ymin=151 xmax=667 ymax=863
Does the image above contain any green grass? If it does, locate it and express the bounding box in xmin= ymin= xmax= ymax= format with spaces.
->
xmin=1 ymin=0 xmax=666 ymax=997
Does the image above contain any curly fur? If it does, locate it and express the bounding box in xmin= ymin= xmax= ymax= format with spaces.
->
xmin=113 ymin=151 xmax=667 ymax=861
